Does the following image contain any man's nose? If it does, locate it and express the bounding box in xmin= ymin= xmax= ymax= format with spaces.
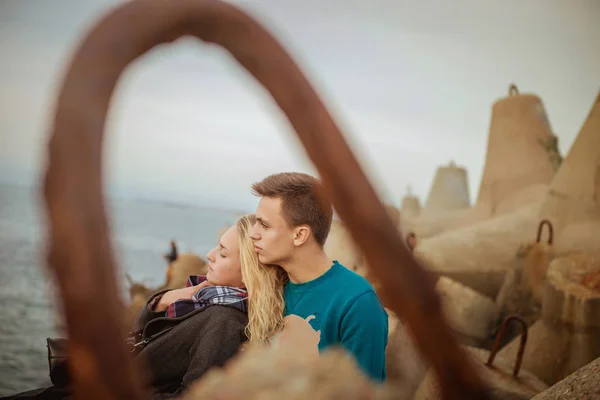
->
xmin=249 ymin=224 xmax=260 ymax=241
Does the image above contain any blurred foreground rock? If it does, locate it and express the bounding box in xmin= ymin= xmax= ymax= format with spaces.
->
xmin=531 ymin=356 xmax=600 ymax=399
xmin=184 ymin=346 xmax=391 ymax=400
xmin=385 ymin=312 xmax=428 ymax=399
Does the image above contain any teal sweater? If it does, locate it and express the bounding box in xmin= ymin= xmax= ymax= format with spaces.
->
xmin=283 ymin=261 xmax=388 ymax=381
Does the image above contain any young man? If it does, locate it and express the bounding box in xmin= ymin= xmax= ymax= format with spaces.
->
xmin=250 ymin=172 xmax=388 ymax=381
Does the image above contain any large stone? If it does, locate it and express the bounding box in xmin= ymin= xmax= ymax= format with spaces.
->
xmin=385 ymin=312 xmax=428 ymax=399
xmin=498 ymin=252 xmax=600 ymax=385
xmin=494 ymin=183 xmax=549 ymax=216
xmin=435 ymin=277 xmax=495 ymax=344
xmin=414 ymin=204 xmax=540 ymax=299
xmin=412 ymin=208 xmax=471 ymax=239
xmin=554 ymin=221 xmax=600 ymax=254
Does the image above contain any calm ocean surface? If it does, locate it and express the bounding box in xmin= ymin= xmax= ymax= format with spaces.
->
xmin=0 ymin=183 xmax=242 ymax=396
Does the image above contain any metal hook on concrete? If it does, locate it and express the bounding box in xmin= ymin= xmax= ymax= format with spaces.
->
xmin=509 ymin=84 xmax=519 ymax=96
xmin=486 ymin=315 xmax=528 ymax=378
xmin=406 ymin=232 xmax=417 ymax=252
xmin=536 ymin=219 xmax=554 ymax=245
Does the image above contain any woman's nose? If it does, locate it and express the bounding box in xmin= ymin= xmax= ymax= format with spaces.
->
xmin=206 ymin=248 xmax=216 ymax=262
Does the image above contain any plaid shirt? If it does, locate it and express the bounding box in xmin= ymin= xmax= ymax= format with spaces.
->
xmin=165 ymin=275 xmax=248 ymax=318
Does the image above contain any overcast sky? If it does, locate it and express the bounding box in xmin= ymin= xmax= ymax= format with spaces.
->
xmin=1 ymin=0 xmax=599 ymax=211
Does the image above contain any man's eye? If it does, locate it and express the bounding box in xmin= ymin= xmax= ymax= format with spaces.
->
xmin=261 ymin=223 xmax=267 ymax=228
xmin=220 ymin=253 xmax=226 ymax=258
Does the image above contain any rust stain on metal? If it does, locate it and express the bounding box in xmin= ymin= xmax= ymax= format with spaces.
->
xmin=42 ymin=0 xmax=490 ymax=399
xmin=536 ymin=219 xmax=553 ymax=245
xmin=406 ymin=232 xmax=417 ymax=252
xmin=486 ymin=315 xmax=528 ymax=378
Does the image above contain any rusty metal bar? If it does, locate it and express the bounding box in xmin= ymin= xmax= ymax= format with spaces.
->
xmin=536 ymin=219 xmax=554 ymax=245
xmin=42 ymin=0 xmax=489 ymax=398
xmin=486 ymin=315 xmax=528 ymax=377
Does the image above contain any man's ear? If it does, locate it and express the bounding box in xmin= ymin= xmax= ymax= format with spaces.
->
xmin=293 ymin=225 xmax=311 ymax=247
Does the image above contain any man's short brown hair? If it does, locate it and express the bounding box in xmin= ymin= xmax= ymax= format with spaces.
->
xmin=252 ymin=172 xmax=333 ymax=246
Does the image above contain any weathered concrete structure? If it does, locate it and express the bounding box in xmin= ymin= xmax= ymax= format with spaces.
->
xmin=400 ymin=186 xmax=421 ymax=219
xmin=539 ymin=90 xmax=600 ymax=253
xmin=401 ymin=162 xmax=471 ymax=239
xmin=412 ymin=208 xmax=471 ymax=239
xmin=398 ymin=187 xmax=421 ymax=235
xmin=423 ymin=161 xmax=471 ymax=215
xmin=414 ymin=204 xmax=540 ymax=298
xmin=494 ymin=220 xmax=555 ymax=344
xmin=435 ymin=277 xmax=495 ymax=346
xmin=412 ymin=89 xmax=600 ymax=298
xmin=323 ymin=219 xmax=363 ymax=272
xmin=466 ymin=84 xmax=558 ymax=224
xmin=498 ymin=252 xmax=600 ymax=386
xmin=414 ymin=346 xmax=548 ymax=400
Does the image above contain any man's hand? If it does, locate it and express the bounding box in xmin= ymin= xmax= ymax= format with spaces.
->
xmin=153 ymin=281 xmax=213 ymax=312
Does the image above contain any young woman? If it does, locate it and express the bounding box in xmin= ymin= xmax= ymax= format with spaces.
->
xmin=3 ymin=214 xmax=288 ymax=399
xmin=130 ymin=213 xmax=288 ymax=398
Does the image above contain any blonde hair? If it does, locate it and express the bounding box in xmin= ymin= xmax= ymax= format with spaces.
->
xmin=236 ymin=214 xmax=287 ymax=345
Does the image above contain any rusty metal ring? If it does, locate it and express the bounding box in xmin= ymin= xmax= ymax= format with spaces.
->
xmin=406 ymin=232 xmax=417 ymax=252
xmin=509 ymin=84 xmax=519 ymax=96
xmin=536 ymin=219 xmax=554 ymax=245
xmin=486 ymin=315 xmax=528 ymax=378
xmin=43 ymin=0 xmax=489 ymax=398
